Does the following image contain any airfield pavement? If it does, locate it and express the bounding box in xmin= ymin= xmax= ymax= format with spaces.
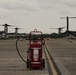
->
xmin=45 ymin=38 xmax=76 ymax=75
xmin=0 ymin=39 xmax=49 ymax=75
xmin=0 ymin=38 xmax=76 ymax=75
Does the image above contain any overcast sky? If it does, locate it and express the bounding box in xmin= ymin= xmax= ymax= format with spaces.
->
xmin=0 ymin=0 xmax=76 ymax=34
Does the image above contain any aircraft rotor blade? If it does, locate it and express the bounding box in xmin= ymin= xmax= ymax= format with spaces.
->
xmin=60 ymin=17 xmax=66 ymax=19
xmin=0 ymin=24 xmax=16 ymax=27
xmin=69 ymin=17 xmax=76 ymax=18
xmin=50 ymin=28 xmax=58 ymax=29
xmin=61 ymin=27 xmax=66 ymax=29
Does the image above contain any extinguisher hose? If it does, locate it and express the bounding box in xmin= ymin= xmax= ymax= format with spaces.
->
xmin=16 ymin=38 xmax=27 ymax=64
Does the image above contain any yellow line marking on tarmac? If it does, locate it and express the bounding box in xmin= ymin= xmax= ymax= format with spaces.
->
xmin=44 ymin=48 xmax=57 ymax=75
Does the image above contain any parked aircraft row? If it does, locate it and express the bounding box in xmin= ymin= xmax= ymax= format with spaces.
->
xmin=0 ymin=23 xmax=26 ymax=39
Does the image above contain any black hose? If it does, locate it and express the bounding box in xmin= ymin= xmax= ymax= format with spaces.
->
xmin=16 ymin=38 xmax=27 ymax=64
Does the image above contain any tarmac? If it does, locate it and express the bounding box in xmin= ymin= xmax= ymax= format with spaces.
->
xmin=0 ymin=39 xmax=49 ymax=75
xmin=45 ymin=38 xmax=76 ymax=75
xmin=0 ymin=38 xmax=76 ymax=75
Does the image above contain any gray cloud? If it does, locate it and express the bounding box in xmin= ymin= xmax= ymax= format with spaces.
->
xmin=58 ymin=0 xmax=76 ymax=8
xmin=0 ymin=0 xmax=76 ymax=33
xmin=0 ymin=0 xmax=76 ymax=12
xmin=0 ymin=0 xmax=36 ymax=11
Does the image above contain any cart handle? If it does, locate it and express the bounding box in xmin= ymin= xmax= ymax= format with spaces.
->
xmin=34 ymin=29 xmax=37 ymax=32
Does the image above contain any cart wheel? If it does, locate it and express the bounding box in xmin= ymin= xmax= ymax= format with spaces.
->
xmin=27 ymin=59 xmax=30 ymax=68
xmin=42 ymin=59 xmax=45 ymax=69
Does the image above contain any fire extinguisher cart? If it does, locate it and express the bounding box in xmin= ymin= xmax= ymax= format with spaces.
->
xmin=27 ymin=29 xmax=45 ymax=69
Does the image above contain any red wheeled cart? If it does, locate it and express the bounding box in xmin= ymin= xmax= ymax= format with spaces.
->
xmin=27 ymin=29 xmax=45 ymax=69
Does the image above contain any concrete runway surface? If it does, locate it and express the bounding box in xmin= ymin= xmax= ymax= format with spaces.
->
xmin=0 ymin=38 xmax=76 ymax=75
xmin=0 ymin=39 xmax=49 ymax=75
xmin=45 ymin=38 xmax=76 ymax=75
